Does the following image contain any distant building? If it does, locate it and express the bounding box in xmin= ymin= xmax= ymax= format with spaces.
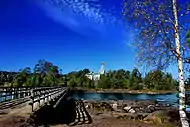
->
xmin=86 ymin=62 xmax=105 ymax=81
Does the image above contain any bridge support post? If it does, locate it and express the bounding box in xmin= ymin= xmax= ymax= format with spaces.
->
xmin=3 ymin=88 xmax=7 ymax=102
xmin=11 ymin=88 xmax=14 ymax=100
xmin=42 ymin=90 xmax=45 ymax=105
xmin=23 ymin=87 xmax=26 ymax=98
xmin=30 ymin=89 xmax=34 ymax=112
xmin=18 ymin=88 xmax=20 ymax=99
xmin=37 ymin=91 xmax=40 ymax=109
xmin=48 ymin=90 xmax=51 ymax=104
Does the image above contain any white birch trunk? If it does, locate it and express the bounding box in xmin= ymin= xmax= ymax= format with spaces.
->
xmin=172 ymin=0 xmax=189 ymax=126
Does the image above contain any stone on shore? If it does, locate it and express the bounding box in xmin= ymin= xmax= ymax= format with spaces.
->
xmin=112 ymin=103 xmax=118 ymax=109
xmin=82 ymin=99 xmax=180 ymax=126
xmin=143 ymin=109 xmax=180 ymax=125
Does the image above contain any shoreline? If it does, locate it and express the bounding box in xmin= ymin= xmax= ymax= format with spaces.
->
xmin=71 ymin=88 xmax=179 ymax=94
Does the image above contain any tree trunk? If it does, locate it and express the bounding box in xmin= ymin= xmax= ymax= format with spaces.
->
xmin=172 ymin=0 xmax=189 ymax=126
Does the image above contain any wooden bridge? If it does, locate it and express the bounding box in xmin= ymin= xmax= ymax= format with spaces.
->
xmin=0 ymin=86 xmax=68 ymax=116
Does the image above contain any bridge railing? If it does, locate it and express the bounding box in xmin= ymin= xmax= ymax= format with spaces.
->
xmin=0 ymin=86 xmax=33 ymax=110
xmin=29 ymin=86 xmax=68 ymax=112
xmin=0 ymin=86 xmax=68 ymax=111
xmin=0 ymin=87 xmax=32 ymax=102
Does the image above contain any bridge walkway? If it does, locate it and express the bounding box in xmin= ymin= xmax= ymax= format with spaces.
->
xmin=0 ymin=86 xmax=68 ymax=119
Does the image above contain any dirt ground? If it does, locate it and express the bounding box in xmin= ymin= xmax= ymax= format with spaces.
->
xmin=0 ymin=106 xmax=175 ymax=127
xmin=0 ymin=112 xmax=173 ymax=127
xmin=0 ymin=103 xmax=32 ymax=127
xmin=57 ymin=108 xmax=174 ymax=127
xmin=0 ymin=115 xmax=29 ymax=127
xmin=0 ymin=100 xmax=178 ymax=127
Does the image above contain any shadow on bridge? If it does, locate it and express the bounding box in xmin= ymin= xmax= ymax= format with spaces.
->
xmin=31 ymin=96 xmax=92 ymax=126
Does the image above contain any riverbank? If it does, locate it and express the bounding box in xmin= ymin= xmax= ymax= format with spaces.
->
xmin=43 ymin=99 xmax=183 ymax=127
xmin=72 ymin=88 xmax=178 ymax=94
xmin=79 ymin=99 xmax=181 ymax=127
xmin=0 ymin=99 xmax=187 ymax=127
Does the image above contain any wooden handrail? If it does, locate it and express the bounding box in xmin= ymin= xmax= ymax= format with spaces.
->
xmin=0 ymin=86 xmax=67 ymax=112
xmin=0 ymin=86 xmax=61 ymax=89
xmin=29 ymin=86 xmax=67 ymax=112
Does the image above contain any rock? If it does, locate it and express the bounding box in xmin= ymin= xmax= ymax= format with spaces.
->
xmin=85 ymin=104 xmax=89 ymax=109
xmin=128 ymin=109 xmax=136 ymax=113
xmin=143 ymin=109 xmax=180 ymax=125
xmin=92 ymin=102 xmax=113 ymax=111
xmin=166 ymin=104 xmax=171 ymax=107
xmin=123 ymin=106 xmax=131 ymax=112
xmin=144 ymin=111 xmax=164 ymax=123
xmin=112 ymin=103 xmax=117 ymax=109
xmin=123 ymin=106 xmax=135 ymax=113
xmin=144 ymin=108 xmax=153 ymax=113
xmin=114 ymin=112 xmax=149 ymax=120
xmin=147 ymin=105 xmax=156 ymax=112
xmin=114 ymin=108 xmax=126 ymax=113
xmin=135 ymin=100 xmax=156 ymax=107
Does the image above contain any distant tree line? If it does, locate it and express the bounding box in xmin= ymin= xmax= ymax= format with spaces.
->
xmin=67 ymin=68 xmax=182 ymax=91
xmin=0 ymin=59 xmax=189 ymax=90
xmin=0 ymin=60 xmax=64 ymax=87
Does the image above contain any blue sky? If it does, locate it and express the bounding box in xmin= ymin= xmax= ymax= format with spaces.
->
xmin=0 ymin=0 xmax=188 ymax=77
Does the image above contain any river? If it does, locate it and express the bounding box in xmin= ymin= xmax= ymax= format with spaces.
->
xmin=70 ymin=92 xmax=190 ymax=111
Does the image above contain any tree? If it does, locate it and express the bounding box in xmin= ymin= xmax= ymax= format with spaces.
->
xmin=82 ymin=69 xmax=90 ymax=75
xmin=33 ymin=60 xmax=60 ymax=86
xmin=185 ymin=30 xmax=190 ymax=72
xmin=144 ymin=70 xmax=175 ymax=90
xmin=144 ymin=70 xmax=162 ymax=90
xmin=185 ymin=76 xmax=190 ymax=89
xmin=98 ymin=74 xmax=109 ymax=89
xmin=0 ymin=60 xmax=64 ymax=87
xmin=130 ymin=68 xmax=143 ymax=90
xmin=12 ymin=67 xmax=31 ymax=87
xmin=123 ymin=0 xmax=190 ymax=126
xmin=163 ymin=73 xmax=175 ymax=90
xmin=0 ymin=71 xmax=17 ymax=86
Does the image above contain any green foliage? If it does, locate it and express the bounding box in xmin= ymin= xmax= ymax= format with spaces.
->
xmin=144 ymin=70 xmax=176 ymax=90
xmin=0 ymin=60 xmax=64 ymax=87
xmin=0 ymin=61 xmax=177 ymax=91
xmin=129 ymin=68 xmax=142 ymax=90
xmin=122 ymin=0 xmax=190 ymax=71
xmin=186 ymin=30 xmax=190 ymax=44
xmin=66 ymin=69 xmax=92 ymax=89
xmin=66 ymin=68 xmax=176 ymax=90
xmin=185 ymin=77 xmax=190 ymax=89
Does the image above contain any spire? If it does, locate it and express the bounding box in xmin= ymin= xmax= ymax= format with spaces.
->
xmin=99 ymin=62 xmax=105 ymax=74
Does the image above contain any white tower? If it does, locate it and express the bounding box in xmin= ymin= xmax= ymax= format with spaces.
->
xmin=86 ymin=62 xmax=105 ymax=80
xmin=99 ymin=62 xmax=105 ymax=74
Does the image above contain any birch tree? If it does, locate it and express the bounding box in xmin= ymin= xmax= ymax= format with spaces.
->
xmin=173 ymin=0 xmax=189 ymax=126
xmin=122 ymin=0 xmax=190 ymax=126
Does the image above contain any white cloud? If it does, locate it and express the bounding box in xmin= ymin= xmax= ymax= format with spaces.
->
xmin=35 ymin=0 xmax=121 ymax=37
xmin=40 ymin=0 xmax=117 ymax=25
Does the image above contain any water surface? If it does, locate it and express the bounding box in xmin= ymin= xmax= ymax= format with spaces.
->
xmin=71 ymin=92 xmax=178 ymax=105
xmin=71 ymin=92 xmax=190 ymax=112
